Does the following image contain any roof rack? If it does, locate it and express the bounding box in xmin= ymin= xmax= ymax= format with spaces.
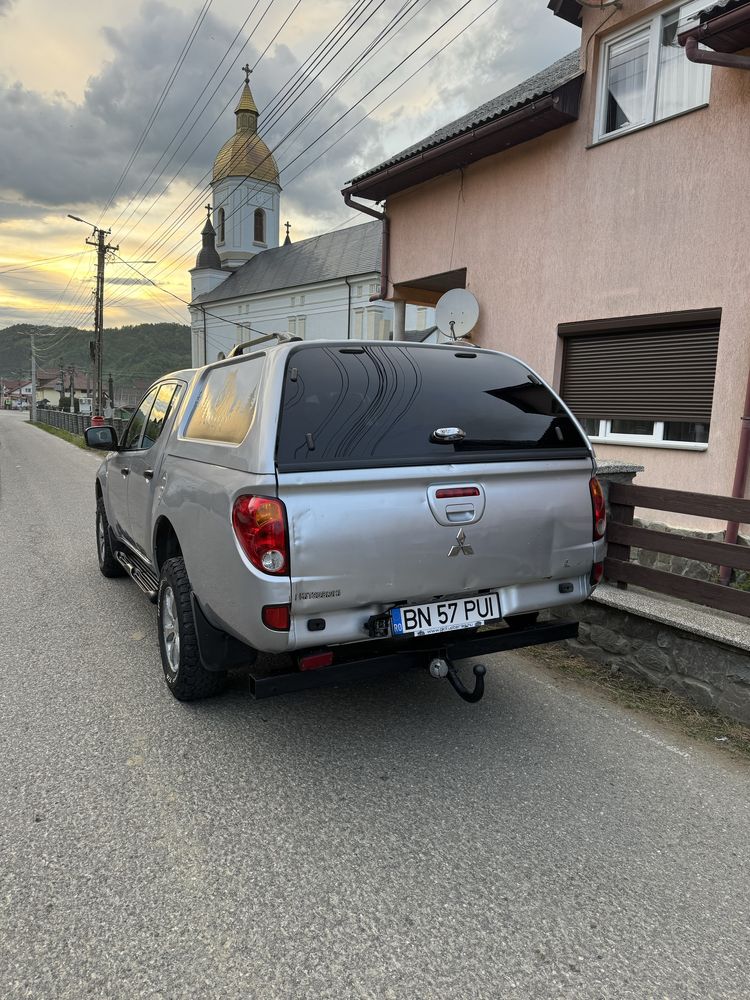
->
xmin=227 ymin=332 xmax=302 ymax=358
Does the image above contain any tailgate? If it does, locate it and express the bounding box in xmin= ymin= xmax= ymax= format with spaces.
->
xmin=279 ymin=460 xmax=595 ymax=614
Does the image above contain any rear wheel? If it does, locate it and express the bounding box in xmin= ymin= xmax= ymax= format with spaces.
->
xmin=96 ymin=498 xmax=125 ymax=578
xmin=157 ymin=556 xmax=226 ymax=701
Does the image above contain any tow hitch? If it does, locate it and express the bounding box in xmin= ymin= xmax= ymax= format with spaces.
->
xmin=429 ymin=656 xmax=487 ymax=703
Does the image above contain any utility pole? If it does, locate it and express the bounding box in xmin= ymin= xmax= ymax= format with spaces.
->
xmin=30 ymin=333 xmax=37 ymax=422
xmin=88 ymin=227 xmax=118 ymax=417
xmin=68 ymin=215 xmax=118 ymax=418
xmin=69 ymin=365 xmax=76 ymax=413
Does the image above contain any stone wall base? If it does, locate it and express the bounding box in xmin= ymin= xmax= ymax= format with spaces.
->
xmin=548 ymin=601 xmax=750 ymax=726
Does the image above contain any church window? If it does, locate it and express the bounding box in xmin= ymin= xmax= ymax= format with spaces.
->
xmin=297 ymin=316 xmax=306 ymax=338
xmin=288 ymin=317 xmax=297 ymax=336
xmin=254 ymin=208 xmax=266 ymax=244
xmin=299 ymin=294 xmax=305 ymax=305
xmin=218 ymin=208 xmax=225 ymax=243
xmin=291 ymin=295 xmax=296 ymax=307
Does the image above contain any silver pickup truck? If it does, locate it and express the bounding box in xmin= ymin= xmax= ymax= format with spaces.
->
xmin=86 ymin=337 xmax=606 ymax=703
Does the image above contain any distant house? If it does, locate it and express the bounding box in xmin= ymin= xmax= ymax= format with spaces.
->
xmin=343 ymin=0 xmax=750 ymax=525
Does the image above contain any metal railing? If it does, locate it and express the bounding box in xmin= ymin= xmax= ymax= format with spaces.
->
xmin=35 ymin=408 xmax=129 ymax=440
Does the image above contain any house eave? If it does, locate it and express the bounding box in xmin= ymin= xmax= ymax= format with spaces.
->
xmin=547 ymin=0 xmax=582 ymax=27
xmin=678 ymin=0 xmax=750 ymax=53
xmin=343 ymin=75 xmax=584 ymax=203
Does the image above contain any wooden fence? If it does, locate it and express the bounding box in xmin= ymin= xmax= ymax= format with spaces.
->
xmin=605 ymin=483 xmax=750 ymax=617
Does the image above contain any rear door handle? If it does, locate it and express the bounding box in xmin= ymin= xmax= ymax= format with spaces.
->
xmin=143 ymin=469 xmax=154 ymax=481
xmin=121 ymin=468 xmax=130 ymax=477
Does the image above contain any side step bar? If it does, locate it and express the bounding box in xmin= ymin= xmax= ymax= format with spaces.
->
xmin=115 ymin=549 xmax=159 ymax=602
xmin=248 ymin=619 xmax=578 ymax=699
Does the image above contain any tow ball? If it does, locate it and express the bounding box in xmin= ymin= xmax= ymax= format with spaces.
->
xmin=429 ymin=656 xmax=487 ymax=703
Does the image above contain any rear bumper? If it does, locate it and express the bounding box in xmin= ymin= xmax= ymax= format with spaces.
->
xmin=248 ymin=618 xmax=578 ymax=699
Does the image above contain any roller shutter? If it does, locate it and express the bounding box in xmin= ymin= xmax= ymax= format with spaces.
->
xmin=559 ymin=310 xmax=720 ymax=422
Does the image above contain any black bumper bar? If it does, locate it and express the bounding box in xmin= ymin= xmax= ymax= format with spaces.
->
xmin=248 ymin=619 xmax=578 ymax=699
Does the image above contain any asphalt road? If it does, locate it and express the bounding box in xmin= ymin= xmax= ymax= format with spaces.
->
xmin=1 ymin=410 xmax=749 ymax=1000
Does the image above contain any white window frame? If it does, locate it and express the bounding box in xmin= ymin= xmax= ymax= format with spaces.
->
xmin=586 ymin=418 xmax=708 ymax=451
xmin=288 ymin=317 xmax=297 ymax=336
xmin=594 ymin=0 xmax=710 ymax=144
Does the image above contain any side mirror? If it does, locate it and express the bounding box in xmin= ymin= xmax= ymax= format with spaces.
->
xmin=84 ymin=425 xmax=119 ymax=450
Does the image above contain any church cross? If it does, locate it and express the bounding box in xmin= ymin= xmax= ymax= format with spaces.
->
xmin=205 ymin=203 xmax=212 ymax=218
xmin=242 ymin=63 xmax=252 ymax=84
xmin=285 ymin=221 xmax=291 ymax=237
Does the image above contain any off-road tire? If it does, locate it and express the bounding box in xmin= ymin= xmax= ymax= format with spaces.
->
xmin=96 ymin=498 xmax=125 ymax=578
xmin=157 ymin=556 xmax=226 ymax=701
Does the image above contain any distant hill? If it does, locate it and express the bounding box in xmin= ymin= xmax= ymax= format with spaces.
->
xmin=0 ymin=323 xmax=191 ymax=386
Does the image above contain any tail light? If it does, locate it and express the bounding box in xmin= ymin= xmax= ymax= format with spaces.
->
xmin=232 ymin=495 xmax=289 ymax=574
xmin=590 ymin=477 xmax=606 ymax=540
xmin=262 ymin=604 xmax=290 ymax=631
xmin=590 ymin=561 xmax=604 ymax=586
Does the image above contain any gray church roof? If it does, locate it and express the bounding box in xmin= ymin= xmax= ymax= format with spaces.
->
xmin=193 ymin=220 xmax=382 ymax=304
xmin=348 ymin=50 xmax=581 ymax=185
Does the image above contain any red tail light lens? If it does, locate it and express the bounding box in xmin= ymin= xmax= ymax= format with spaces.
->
xmin=262 ymin=604 xmax=290 ymax=631
xmin=435 ymin=487 xmax=481 ymax=499
xmin=232 ymin=496 xmax=289 ymax=574
xmin=590 ymin=477 xmax=606 ymax=540
xmin=590 ymin=561 xmax=604 ymax=586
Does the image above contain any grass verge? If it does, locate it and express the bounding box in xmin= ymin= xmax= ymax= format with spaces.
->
xmin=28 ymin=419 xmax=98 ymax=452
xmin=524 ymin=642 xmax=750 ymax=762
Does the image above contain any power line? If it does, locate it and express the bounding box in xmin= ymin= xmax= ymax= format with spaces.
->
xmin=0 ymin=250 xmax=90 ymax=275
xmin=120 ymin=0 xmax=388 ymax=263
xmin=129 ymin=0 xmax=487 ymax=284
xmin=98 ymin=0 xmax=214 ymax=223
xmin=111 ymin=0 xmax=272 ymax=239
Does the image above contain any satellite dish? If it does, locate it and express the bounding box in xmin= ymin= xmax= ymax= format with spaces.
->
xmin=435 ymin=289 xmax=479 ymax=341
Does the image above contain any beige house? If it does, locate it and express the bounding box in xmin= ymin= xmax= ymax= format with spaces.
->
xmin=344 ymin=0 xmax=750 ymax=527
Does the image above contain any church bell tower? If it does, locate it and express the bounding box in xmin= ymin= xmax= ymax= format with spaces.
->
xmin=210 ymin=66 xmax=281 ymax=270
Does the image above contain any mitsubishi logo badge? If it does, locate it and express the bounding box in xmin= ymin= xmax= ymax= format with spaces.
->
xmin=448 ymin=528 xmax=474 ymax=557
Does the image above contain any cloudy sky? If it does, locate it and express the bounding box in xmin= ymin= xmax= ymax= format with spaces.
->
xmin=0 ymin=0 xmax=579 ymax=331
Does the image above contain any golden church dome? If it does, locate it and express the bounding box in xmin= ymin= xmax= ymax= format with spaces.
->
xmin=212 ymin=81 xmax=279 ymax=185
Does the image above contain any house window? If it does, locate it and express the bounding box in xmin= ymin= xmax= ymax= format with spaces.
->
xmin=291 ymin=295 xmax=296 ymax=307
xmin=579 ymin=418 xmax=710 ymax=448
xmin=560 ymin=309 xmax=720 ymax=451
xmin=595 ymin=1 xmax=710 ymax=143
xmin=288 ymin=317 xmax=297 ymax=337
xmin=218 ymin=207 xmax=225 ymax=243
xmin=297 ymin=315 xmax=306 ymax=338
xmin=254 ymin=208 xmax=265 ymax=244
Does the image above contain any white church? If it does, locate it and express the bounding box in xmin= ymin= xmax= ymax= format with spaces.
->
xmin=189 ymin=71 xmax=433 ymax=365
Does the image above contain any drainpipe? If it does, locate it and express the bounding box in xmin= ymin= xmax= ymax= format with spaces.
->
xmin=679 ymin=5 xmax=750 ymax=70
xmin=682 ymin=34 xmax=750 ymax=70
xmin=719 ymin=367 xmax=750 ymax=585
xmin=343 ymin=192 xmax=389 ymax=303
xmin=201 ymin=306 xmax=207 ymax=366
xmin=344 ymin=276 xmax=352 ymax=339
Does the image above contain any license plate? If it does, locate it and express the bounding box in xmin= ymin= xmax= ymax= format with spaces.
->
xmin=390 ymin=593 xmax=502 ymax=637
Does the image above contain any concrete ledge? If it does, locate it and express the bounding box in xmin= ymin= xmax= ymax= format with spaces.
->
xmin=593 ymin=584 xmax=750 ymax=653
xmin=548 ymin=587 xmax=750 ymax=726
